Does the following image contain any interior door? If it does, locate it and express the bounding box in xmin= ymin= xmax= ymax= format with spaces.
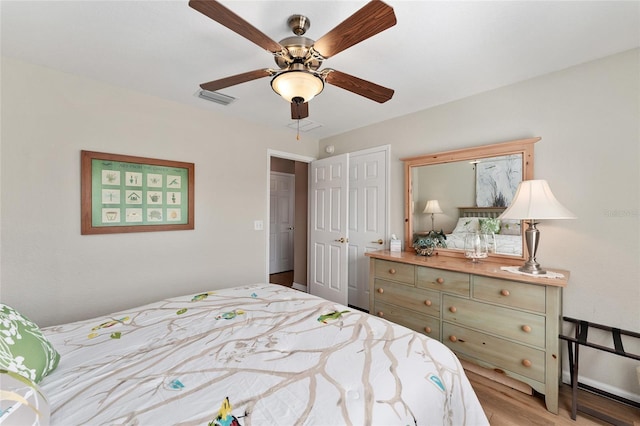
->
xmin=308 ymin=154 xmax=349 ymax=305
xmin=269 ymin=172 xmax=295 ymax=274
xmin=348 ymin=147 xmax=388 ymax=310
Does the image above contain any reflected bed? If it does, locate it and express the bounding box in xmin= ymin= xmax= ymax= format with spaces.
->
xmin=444 ymin=207 xmax=523 ymax=256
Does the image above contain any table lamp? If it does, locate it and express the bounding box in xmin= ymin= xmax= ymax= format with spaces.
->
xmin=423 ymin=200 xmax=443 ymax=231
xmin=499 ymin=180 xmax=575 ymax=274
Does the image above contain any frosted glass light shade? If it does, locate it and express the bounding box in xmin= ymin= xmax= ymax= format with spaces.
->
xmin=271 ymin=70 xmax=324 ymax=103
xmin=499 ymin=180 xmax=576 ymax=220
xmin=423 ymin=200 xmax=443 ymax=214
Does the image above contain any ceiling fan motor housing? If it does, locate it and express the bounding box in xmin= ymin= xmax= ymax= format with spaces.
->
xmin=287 ymin=14 xmax=310 ymax=36
xmin=274 ymin=36 xmax=322 ymax=71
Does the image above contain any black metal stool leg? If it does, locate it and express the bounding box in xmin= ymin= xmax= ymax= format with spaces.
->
xmin=571 ymin=341 xmax=579 ymax=421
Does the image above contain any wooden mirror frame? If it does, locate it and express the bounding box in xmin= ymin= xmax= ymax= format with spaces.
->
xmin=402 ymin=137 xmax=539 ymax=262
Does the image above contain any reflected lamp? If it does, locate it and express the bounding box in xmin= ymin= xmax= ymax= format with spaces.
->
xmin=423 ymin=200 xmax=443 ymax=231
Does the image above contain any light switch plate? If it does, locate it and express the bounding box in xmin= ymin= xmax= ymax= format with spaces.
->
xmin=254 ymin=220 xmax=264 ymax=231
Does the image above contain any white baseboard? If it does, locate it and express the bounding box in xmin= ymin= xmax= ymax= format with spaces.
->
xmin=292 ymin=282 xmax=307 ymax=292
xmin=562 ymin=371 xmax=640 ymax=404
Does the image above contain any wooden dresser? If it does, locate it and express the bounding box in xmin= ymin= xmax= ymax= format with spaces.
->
xmin=366 ymin=250 xmax=569 ymax=414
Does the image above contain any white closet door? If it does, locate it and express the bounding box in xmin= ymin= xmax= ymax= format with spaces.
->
xmin=348 ymin=147 xmax=388 ymax=310
xmin=308 ymin=154 xmax=349 ymax=305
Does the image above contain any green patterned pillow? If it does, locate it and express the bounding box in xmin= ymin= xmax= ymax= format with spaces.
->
xmin=479 ymin=218 xmax=501 ymax=234
xmin=0 ymin=304 xmax=60 ymax=383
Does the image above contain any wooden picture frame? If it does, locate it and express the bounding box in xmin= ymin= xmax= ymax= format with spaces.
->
xmin=81 ymin=151 xmax=194 ymax=235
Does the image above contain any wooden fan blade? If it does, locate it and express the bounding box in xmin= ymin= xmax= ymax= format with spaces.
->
xmin=291 ymin=101 xmax=309 ymax=120
xmin=200 ymin=69 xmax=272 ymax=92
xmin=313 ymin=0 xmax=396 ymax=59
xmin=189 ymin=0 xmax=284 ymax=53
xmin=325 ymin=70 xmax=394 ymax=103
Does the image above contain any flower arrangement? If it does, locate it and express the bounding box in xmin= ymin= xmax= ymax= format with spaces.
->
xmin=412 ymin=230 xmax=447 ymax=256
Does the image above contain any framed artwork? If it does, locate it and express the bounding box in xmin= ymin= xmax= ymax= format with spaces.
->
xmin=81 ymin=151 xmax=194 ymax=235
xmin=475 ymin=154 xmax=522 ymax=207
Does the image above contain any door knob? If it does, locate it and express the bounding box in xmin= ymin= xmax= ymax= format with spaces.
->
xmin=335 ymin=237 xmax=348 ymax=243
xmin=371 ymin=239 xmax=384 ymax=245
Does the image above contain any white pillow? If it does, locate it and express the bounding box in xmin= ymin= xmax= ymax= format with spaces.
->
xmin=451 ymin=217 xmax=480 ymax=234
xmin=500 ymin=219 xmax=522 ymax=235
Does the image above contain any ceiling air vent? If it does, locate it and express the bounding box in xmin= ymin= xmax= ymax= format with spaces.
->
xmin=286 ymin=119 xmax=322 ymax=132
xmin=196 ymin=89 xmax=236 ymax=106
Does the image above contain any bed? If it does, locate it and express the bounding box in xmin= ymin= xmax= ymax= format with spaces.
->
xmin=444 ymin=207 xmax=523 ymax=256
xmin=2 ymin=284 xmax=488 ymax=425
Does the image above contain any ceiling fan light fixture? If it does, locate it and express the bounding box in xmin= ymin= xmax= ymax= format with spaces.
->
xmin=271 ymin=70 xmax=324 ymax=103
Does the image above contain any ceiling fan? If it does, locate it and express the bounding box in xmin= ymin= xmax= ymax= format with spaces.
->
xmin=189 ymin=0 xmax=396 ymax=122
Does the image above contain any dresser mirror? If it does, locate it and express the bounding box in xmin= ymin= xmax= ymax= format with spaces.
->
xmin=403 ymin=137 xmax=539 ymax=261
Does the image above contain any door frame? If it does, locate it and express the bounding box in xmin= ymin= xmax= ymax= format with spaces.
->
xmin=265 ymin=149 xmax=316 ymax=290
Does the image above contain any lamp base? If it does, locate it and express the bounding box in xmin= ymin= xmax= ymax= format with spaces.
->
xmin=518 ymin=261 xmax=547 ymax=275
xmin=520 ymin=220 xmax=547 ymax=275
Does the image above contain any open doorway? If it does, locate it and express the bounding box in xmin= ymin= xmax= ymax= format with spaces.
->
xmin=267 ymin=151 xmax=314 ymax=291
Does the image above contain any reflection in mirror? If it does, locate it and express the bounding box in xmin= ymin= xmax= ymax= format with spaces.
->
xmin=412 ymin=154 xmax=523 ymax=256
xmin=403 ymin=138 xmax=539 ymax=261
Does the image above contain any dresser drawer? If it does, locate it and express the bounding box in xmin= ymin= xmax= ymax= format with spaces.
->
xmin=374 ymin=279 xmax=440 ymax=316
xmin=416 ymin=266 xmax=470 ymax=296
xmin=473 ymin=276 xmax=546 ymax=313
xmin=374 ymin=300 xmax=440 ymax=340
xmin=443 ymin=323 xmax=545 ymax=382
xmin=442 ymin=295 xmax=545 ymax=347
xmin=374 ymin=259 xmax=415 ymax=285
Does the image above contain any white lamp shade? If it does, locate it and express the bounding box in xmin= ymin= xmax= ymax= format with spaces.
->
xmin=423 ymin=200 xmax=443 ymax=214
xmin=271 ymin=70 xmax=324 ymax=103
xmin=499 ymin=179 xmax=576 ymax=220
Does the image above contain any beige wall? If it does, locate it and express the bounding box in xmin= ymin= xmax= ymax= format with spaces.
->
xmin=321 ymin=49 xmax=640 ymax=401
xmin=0 ymin=57 xmax=318 ymax=327
xmin=270 ymin=157 xmax=296 ymax=174
xmin=413 ymin=161 xmax=475 ymax=232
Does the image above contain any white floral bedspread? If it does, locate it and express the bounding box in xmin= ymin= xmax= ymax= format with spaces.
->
xmin=40 ymin=284 xmax=488 ymax=425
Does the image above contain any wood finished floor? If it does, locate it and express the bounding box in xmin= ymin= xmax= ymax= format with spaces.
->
xmin=269 ymin=270 xmax=294 ymax=287
xmin=468 ymin=370 xmax=639 ymax=425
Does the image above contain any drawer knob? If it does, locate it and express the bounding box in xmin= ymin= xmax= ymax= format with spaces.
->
xmin=500 ymin=289 xmax=510 ymax=296
xmin=377 ymin=311 xmax=384 ymax=317
xmin=424 ymin=327 xmax=432 ymax=334
xmin=436 ymin=277 xmax=444 ymax=284
xmin=449 ymin=335 xmax=457 ymax=342
xmin=424 ymin=299 xmax=432 ymax=306
xmin=377 ymin=288 xmax=384 ymax=294
xmin=522 ymin=359 xmax=532 ymax=368
xmin=521 ymin=325 xmax=532 ymax=333
xmin=388 ymin=268 xmax=396 ymax=275
xmin=449 ymin=306 xmax=457 ymax=313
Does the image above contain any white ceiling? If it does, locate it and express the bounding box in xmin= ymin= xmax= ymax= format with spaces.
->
xmin=2 ymin=1 xmax=639 ymax=140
